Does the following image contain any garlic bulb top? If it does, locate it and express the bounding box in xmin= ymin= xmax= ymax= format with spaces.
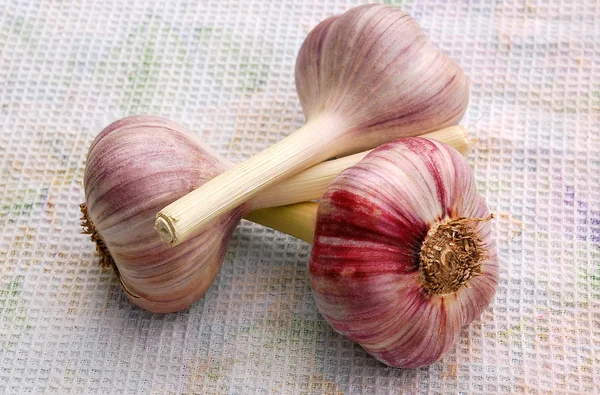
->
xmin=296 ymin=3 xmax=470 ymax=156
xmin=155 ymin=4 xmax=470 ymax=246
xmin=309 ymin=138 xmax=498 ymax=368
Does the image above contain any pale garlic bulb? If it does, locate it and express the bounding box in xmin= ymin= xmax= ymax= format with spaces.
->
xmin=307 ymin=138 xmax=498 ymax=368
xmin=295 ymin=4 xmax=470 ymax=156
xmin=156 ymin=4 xmax=470 ymax=245
xmin=82 ymin=115 xmax=237 ymax=312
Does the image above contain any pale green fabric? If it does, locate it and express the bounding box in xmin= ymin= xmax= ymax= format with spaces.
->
xmin=0 ymin=0 xmax=598 ymax=393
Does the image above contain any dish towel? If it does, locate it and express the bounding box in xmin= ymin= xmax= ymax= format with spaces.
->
xmin=0 ymin=0 xmax=598 ymax=393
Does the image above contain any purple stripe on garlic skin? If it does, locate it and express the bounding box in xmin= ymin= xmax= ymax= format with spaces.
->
xmin=309 ymin=138 xmax=498 ymax=369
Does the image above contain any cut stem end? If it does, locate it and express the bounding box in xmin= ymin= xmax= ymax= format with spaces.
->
xmin=155 ymin=215 xmax=176 ymax=244
xmin=419 ymin=214 xmax=493 ymax=295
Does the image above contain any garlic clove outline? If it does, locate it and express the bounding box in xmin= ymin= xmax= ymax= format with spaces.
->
xmin=82 ymin=116 xmax=473 ymax=313
xmin=155 ymin=4 xmax=470 ymax=245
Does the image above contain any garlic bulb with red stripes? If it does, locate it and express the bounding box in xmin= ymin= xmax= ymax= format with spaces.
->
xmin=309 ymin=138 xmax=498 ymax=368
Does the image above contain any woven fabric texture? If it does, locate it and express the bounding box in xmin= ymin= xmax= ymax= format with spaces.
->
xmin=0 ymin=0 xmax=599 ymax=393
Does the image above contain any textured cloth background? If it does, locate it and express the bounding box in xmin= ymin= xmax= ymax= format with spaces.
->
xmin=0 ymin=0 xmax=599 ymax=393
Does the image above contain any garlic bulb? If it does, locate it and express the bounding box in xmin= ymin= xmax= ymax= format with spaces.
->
xmin=156 ymin=4 xmax=470 ymax=245
xmin=82 ymin=115 xmax=233 ymax=312
xmin=82 ymin=116 xmax=471 ymax=313
xmin=311 ymin=138 xmax=497 ymax=368
xmin=250 ymin=138 xmax=498 ymax=368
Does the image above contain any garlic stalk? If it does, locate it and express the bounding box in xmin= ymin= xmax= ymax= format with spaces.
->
xmin=248 ymin=138 xmax=498 ymax=369
xmin=82 ymin=116 xmax=472 ymax=313
xmin=156 ymin=4 xmax=470 ymax=245
xmin=256 ymin=125 xmax=472 ymax=208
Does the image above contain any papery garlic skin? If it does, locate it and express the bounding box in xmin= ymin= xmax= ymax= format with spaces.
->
xmin=295 ymin=4 xmax=469 ymax=157
xmin=83 ymin=115 xmax=242 ymax=313
xmin=309 ymin=138 xmax=498 ymax=368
